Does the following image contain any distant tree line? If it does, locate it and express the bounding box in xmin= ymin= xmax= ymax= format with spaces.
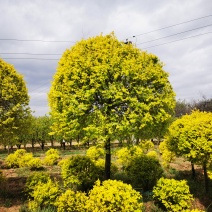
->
xmin=175 ymin=97 xmax=212 ymax=117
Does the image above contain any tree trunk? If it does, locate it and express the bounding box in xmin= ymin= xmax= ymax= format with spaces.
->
xmin=41 ymin=142 xmax=44 ymax=151
xmin=104 ymin=138 xmax=111 ymax=180
xmin=69 ymin=139 xmax=72 ymax=147
xmin=135 ymin=138 xmax=140 ymax=145
xmin=63 ymin=142 xmax=66 ymax=150
xmin=77 ymin=135 xmax=80 ymax=149
xmin=203 ymin=163 xmax=209 ymax=193
xmin=32 ymin=140 xmax=34 ymax=153
xmin=191 ymin=162 xmax=195 ymax=179
xmin=51 ymin=140 xmax=54 ymax=147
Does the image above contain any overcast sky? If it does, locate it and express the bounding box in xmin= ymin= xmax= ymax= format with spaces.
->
xmin=1 ymin=0 xmax=212 ymax=116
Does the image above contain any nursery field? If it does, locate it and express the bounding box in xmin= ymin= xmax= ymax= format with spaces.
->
xmin=0 ymin=143 xmax=212 ymax=212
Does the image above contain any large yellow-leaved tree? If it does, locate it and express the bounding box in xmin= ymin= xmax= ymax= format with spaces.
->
xmin=48 ymin=33 xmax=175 ymax=179
xmin=0 ymin=58 xmax=30 ymax=150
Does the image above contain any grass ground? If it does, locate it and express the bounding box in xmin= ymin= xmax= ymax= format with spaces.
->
xmin=0 ymin=144 xmax=212 ymax=211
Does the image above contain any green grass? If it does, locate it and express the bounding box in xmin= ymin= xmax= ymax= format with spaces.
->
xmin=0 ymin=152 xmax=8 ymax=160
xmin=60 ymin=149 xmax=86 ymax=156
xmin=15 ymin=167 xmax=32 ymax=177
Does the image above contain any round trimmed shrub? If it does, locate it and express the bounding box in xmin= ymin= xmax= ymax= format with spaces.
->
xmin=6 ymin=149 xmax=28 ymax=168
xmin=43 ymin=148 xmax=60 ymax=166
xmin=153 ymin=178 xmax=193 ymax=211
xmin=61 ymin=155 xmax=103 ymax=191
xmin=27 ymin=158 xmax=43 ymax=170
xmin=86 ymin=179 xmax=143 ymax=212
xmin=125 ymin=154 xmax=163 ymax=191
xmin=18 ymin=153 xmax=33 ymax=168
xmin=55 ymin=189 xmax=88 ymax=212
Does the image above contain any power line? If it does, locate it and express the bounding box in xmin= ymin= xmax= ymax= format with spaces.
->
xmin=126 ymin=14 xmax=212 ymax=40
xmin=2 ymin=31 xmax=212 ymax=60
xmin=0 ymin=38 xmax=76 ymax=43
xmin=30 ymin=81 xmax=51 ymax=93
xmin=1 ymin=22 xmax=212 ymax=57
xmin=0 ymin=53 xmax=61 ymax=55
xmin=142 ymin=31 xmax=212 ymax=49
xmin=2 ymin=58 xmax=58 ymax=60
xmin=137 ymin=23 xmax=212 ymax=45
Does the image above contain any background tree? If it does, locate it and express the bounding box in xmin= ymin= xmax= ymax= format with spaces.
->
xmin=49 ymin=33 xmax=175 ymax=179
xmin=31 ymin=116 xmax=52 ymax=151
xmin=0 ymin=58 xmax=30 ymax=151
xmin=192 ymin=96 xmax=212 ymax=112
xmin=175 ymin=99 xmax=192 ymax=117
xmin=164 ymin=110 xmax=212 ymax=193
xmin=175 ymin=97 xmax=212 ymax=118
xmin=16 ymin=113 xmax=33 ymax=149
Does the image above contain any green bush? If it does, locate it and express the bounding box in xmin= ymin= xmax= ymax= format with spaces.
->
xmin=86 ymin=179 xmax=143 ymax=212
xmin=61 ymin=155 xmax=103 ymax=192
xmin=112 ymin=170 xmax=131 ymax=184
xmin=153 ymin=178 xmax=193 ymax=211
xmin=86 ymin=145 xmax=105 ymax=161
xmin=55 ymin=189 xmax=88 ymax=212
xmin=28 ymin=179 xmax=60 ymax=211
xmin=43 ymin=148 xmax=60 ymax=166
xmin=25 ymin=172 xmax=51 ymax=197
xmin=125 ymin=155 xmax=163 ymax=191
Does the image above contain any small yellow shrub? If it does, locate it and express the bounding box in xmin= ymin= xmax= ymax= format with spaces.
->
xmin=5 ymin=149 xmax=35 ymax=168
xmin=28 ymin=179 xmax=60 ymax=211
xmin=55 ymin=189 xmax=88 ymax=212
xmin=116 ymin=146 xmax=143 ymax=168
xmin=139 ymin=140 xmax=154 ymax=153
xmin=25 ymin=172 xmax=51 ymax=197
xmin=86 ymin=145 xmax=105 ymax=161
xmin=86 ymin=179 xmax=143 ymax=212
xmin=153 ymin=178 xmax=193 ymax=212
xmin=146 ymin=150 xmax=158 ymax=159
xmin=43 ymin=148 xmax=60 ymax=166
xmin=27 ymin=158 xmax=43 ymax=170
xmin=18 ymin=153 xmax=33 ymax=168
